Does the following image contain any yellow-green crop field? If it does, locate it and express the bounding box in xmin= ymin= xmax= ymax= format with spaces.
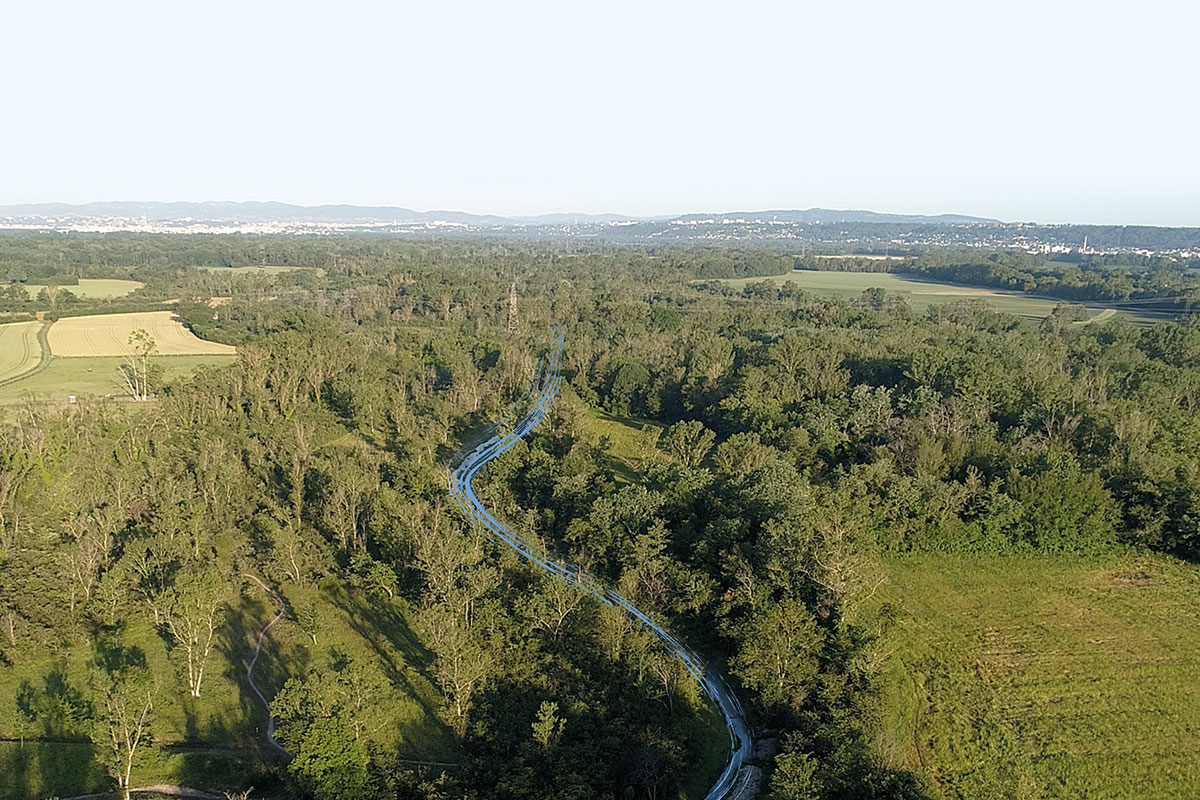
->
xmin=47 ymin=311 xmax=237 ymax=357
xmin=0 ymin=321 xmax=44 ymax=382
xmin=19 ymin=278 xmax=144 ymax=298
xmin=0 ymin=311 xmax=237 ymax=403
xmin=866 ymin=553 xmax=1200 ymax=799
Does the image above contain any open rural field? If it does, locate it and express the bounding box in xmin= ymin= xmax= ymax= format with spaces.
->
xmin=0 ymin=321 xmax=44 ymax=382
xmin=20 ymin=278 xmax=144 ymax=298
xmin=47 ymin=310 xmax=237 ymax=357
xmin=866 ymin=553 xmax=1200 ymax=800
xmin=198 ymin=265 xmax=325 ymax=276
xmin=0 ymin=354 xmax=236 ymax=404
xmin=711 ymin=271 xmax=1169 ymax=325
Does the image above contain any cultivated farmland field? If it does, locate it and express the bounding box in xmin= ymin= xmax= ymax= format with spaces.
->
xmin=0 ymin=355 xmax=236 ymax=404
xmin=866 ymin=554 xmax=1200 ymax=800
xmin=0 ymin=321 xmax=44 ymax=382
xmin=20 ymin=278 xmax=144 ymax=298
xmin=47 ymin=311 xmax=237 ymax=357
xmin=711 ymin=271 xmax=1169 ymax=325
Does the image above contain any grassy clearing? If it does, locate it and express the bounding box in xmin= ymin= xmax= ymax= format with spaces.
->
xmin=197 ymin=265 xmax=325 ymax=276
xmin=0 ymin=322 xmax=44 ymax=382
xmin=275 ymin=581 xmax=461 ymax=762
xmin=18 ymin=279 xmax=144 ymax=299
xmin=587 ymin=408 xmax=663 ymax=484
xmin=48 ymin=311 xmax=237 ymax=357
xmin=709 ymin=271 xmax=1167 ymax=325
xmin=0 ymin=741 xmax=109 ymax=800
xmin=0 ymin=596 xmax=271 ymax=799
xmin=864 ymin=553 xmax=1200 ymax=799
xmin=0 ymin=355 xmax=236 ymax=404
xmin=0 ymin=581 xmax=455 ymax=799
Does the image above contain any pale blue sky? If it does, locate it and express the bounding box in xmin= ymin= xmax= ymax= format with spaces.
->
xmin=2 ymin=0 xmax=1197 ymax=225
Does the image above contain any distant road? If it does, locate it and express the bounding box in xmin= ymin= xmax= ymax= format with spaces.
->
xmin=449 ymin=328 xmax=753 ymax=800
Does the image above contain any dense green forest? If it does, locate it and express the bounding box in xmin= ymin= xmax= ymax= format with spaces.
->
xmin=1 ymin=236 xmax=1198 ymax=800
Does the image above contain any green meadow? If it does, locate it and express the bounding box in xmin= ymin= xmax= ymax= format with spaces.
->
xmin=19 ymin=279 xmax=144 ymax=298
xmin=0 ymin=355 xmax=236 ymax=404
xmin=864 ymin=553 xmax=1200 ymax=800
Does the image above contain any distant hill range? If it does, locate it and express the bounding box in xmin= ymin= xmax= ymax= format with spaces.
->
xmin=670 ymin=209 xmax=1000 ymax=225
xmin=0 ymin=201 xmax=511 ymax=225
xmin=1 ymin=202 xmax=1197 ymax=254
xmin=0 ymin=201 xmax=999 ymax=226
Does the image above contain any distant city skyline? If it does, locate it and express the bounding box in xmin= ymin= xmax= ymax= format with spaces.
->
xmin=2 ymin=1 xmax=1197 ymax=227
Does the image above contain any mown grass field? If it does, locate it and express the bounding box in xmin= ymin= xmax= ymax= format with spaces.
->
xmin=0 ymin=322 xmax=44 ymax=382
xmin=0 ymin=355 xmax=236 ymax=404
xmin=0 ymin=581 xmax=457 ymax=800
xmin=20 ymin=278 xmax=144 ymax=298
xmin=711 ymin=271 xmax=1168 ymax=325
xmin=47 ymin=311 xmax=237 ymax=357
xmin=865 ymin=553 xmax=1200 ymax=800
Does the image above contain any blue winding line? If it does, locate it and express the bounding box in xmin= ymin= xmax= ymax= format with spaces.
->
xmin=449 ymin=327 xmax=754 ymax=800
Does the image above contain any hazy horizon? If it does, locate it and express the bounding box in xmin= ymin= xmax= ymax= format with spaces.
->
xmin=3 ymin=0 xmax=1197 ymax=226
xmin=0 ymin=198 xmax=1006 ymax=222
xmin=6 ymin=198 xmax=1196 ymax=228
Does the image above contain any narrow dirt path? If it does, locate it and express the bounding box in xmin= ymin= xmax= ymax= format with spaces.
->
xmin=243 ymin=573 xmax=290 ymax=757
xmin=61 ymin=785 xmax=221 ymax=800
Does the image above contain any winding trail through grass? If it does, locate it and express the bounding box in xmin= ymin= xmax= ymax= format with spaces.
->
xmin=449 ymin=328 xmax=754 ymax=800
xmin=243 ymin=573 xmax=290 ymax=758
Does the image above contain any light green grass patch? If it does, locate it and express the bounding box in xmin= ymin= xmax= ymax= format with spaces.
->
xmin=19 ymin=279 xmax=144 ymax=298
xmin=588 ymin=408 xmax=664 ymax=483
xmin=276 ymin=581 xmax=461 ymax=762
xmin=707 ymin=271 xmax=1167 ymax=325
xmin=864 ymin=552 xmax=1200 ymax=800
xmin=0 ymin=355 xmax=236 ymax=404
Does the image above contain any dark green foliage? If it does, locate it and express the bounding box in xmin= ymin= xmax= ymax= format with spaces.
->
xmin=289 ymin=717 xmax=372 ymax=800
xmin=605 ymin=361 xmax=652 ymax=416
xmin=897 ymin=252 xmax=1200 ymax=312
